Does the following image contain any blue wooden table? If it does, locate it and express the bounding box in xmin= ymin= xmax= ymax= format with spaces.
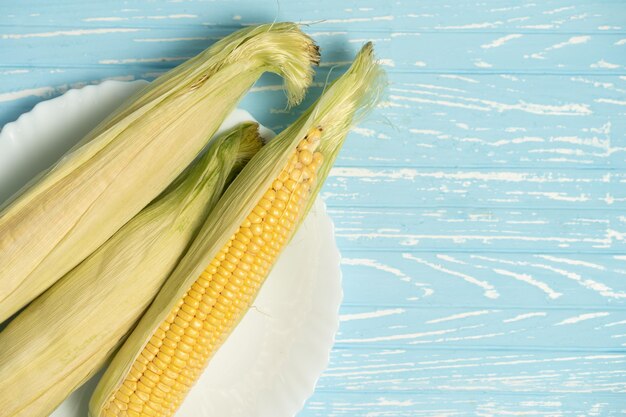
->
xmin=2 ymin=1 xmax=626 ymax=415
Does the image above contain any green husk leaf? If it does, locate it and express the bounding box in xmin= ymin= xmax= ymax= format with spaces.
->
xmin=0 ymin=123 xmax=262 ymax=417
xmin=90 ymin=43 xmax=384 ymax=417
xmin=0 ymin=22 xmax=319 ymax=324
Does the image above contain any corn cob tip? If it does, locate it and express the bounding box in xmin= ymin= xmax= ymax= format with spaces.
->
xmin=233 ymin=122 xmax=263 ymax=164
xmin=286 ymin=41 xmax=386 ymax=218
xmin=228 ymin=122 xmax=263 ymax=183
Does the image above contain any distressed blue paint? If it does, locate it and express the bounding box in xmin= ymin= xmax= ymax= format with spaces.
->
xmin=1 ymin=0 xmax=625 ymax=415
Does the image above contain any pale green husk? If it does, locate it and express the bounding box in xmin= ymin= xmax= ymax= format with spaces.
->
xmin=90 ymin=43 xmax=384 ymax=417
xmin=0 ymin=123 xmax=262 ymax=417
xmin=0 ymin=22 xmax=319 ymax=323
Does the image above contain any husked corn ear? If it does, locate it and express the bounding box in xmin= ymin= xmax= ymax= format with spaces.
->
xmin=90 ymin=43 xmax=384 ymax=417
xmin=0 ymin=123 xmax=263 ymax=417
xmin=0 ymin=23 xmax=319 ymax=323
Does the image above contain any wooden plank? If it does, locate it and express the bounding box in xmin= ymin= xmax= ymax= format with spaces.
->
xmin=2 ymin=27 xmax=624 ymax=73
xmin=334 ymin=305 xmax=625 ymax=349
xmin=3 ymin=0 xmax=626 ymax=33
xmin=324 ymin=168 xmax=624 ymax=209
xmin=299 ymin=391 xmax=626 ymax=416
xmin=339 ymin=252 xmax=626 ymax=307
xmin=328 ymin=208 xmax=626 ymax=253
xmin=318 ymin=348 xmax=626 ymax=393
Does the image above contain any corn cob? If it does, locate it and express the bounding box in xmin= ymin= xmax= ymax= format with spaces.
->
xmin=0 ymin=23 xmax=319 ymax=324
xmin=90 ymin=43 xmax=384 ymax=417
xmin=0 ymin=123 xmax=262 ymax=417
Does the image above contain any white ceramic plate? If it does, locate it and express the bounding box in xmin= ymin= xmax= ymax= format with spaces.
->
xmin=0 ymin=80 xmax=342 ymax=417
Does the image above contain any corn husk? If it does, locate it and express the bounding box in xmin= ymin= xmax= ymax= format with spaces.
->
xmin=0 ymin=23 xmax=319 ymax=323
xmin=90 ymin=43 xmax=384 ymax=416
xmin=0 ymin=123 xmax=262 ymax=417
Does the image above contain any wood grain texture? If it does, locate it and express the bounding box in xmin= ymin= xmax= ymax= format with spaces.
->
xmin=1 ymin=0 xmax=625 ymax=415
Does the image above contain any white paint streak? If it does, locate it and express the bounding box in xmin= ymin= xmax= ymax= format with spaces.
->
xmin=146 ymin=14 xmax=198 ymax=19
xmin=337 ymin=230 xmax=599 ymax=245
xmin=474 ymin=255 xmax=625 ymax=299
xmin=521 ymin=401 xmax=562 ymax=407
xmin=555 ymin=312 xmax=610 ymax=325
xmin=340 ymin=308 xmax=405 ymax=322
xmin=1 ymin=69 xmax=30 ymax=75
xmin=591 ymin=60 xmax=621 ymax=69
xmin=403 ymin=83 xmax=469 ymax=94
xmin=341 ymin=257 xmax=432 ymax=296
xmin=412 ymin=330 xmax=506 ymax=344
xmin=426 ymin=310 xmax=493 ymax=324
xmin=83 ymin=14 xmax=197 ymax=22
xmin=134 ymin=36 xmax=210 ymax=42
xmin=376 ymin=349 xmax=406 ymax=356
xmin=389 ymin=91 xmax=592 ymax=116
xmin=409 ymin=129 xmax=441 ymax=135
xmin=543 ymin=6 xmax=575 ymax=14
xmin=492 ymin=137 xmax=544 ymax=146
xmin=503 ymin=312 xmax=547 ymax=323
xmin=436 ymin=254 xmax=466 ymax=265
xmin=533 ymin=263 xmax=626 ymax=299
xmin=481 ymin=34 xmax=523 ymax=49
xmin=552 ymin=133 xmax=610 ymax=150
xmin=414 ymin=61 xmax=427 ymax=67
xmin=493 ymin=268 xmax=562 ymax=299
xmin=529 ymin=36 xmax=590 ymax=60
xmin=615 ymin=39 xmax=626 ymax=46
xmin=403 ymin=254 xmax=499 ymax=299
xmin=81 ymin=17 xmax=126 ymax=22
xmin=548 ymin=36 xmax=591 ymax=50
xmin=341 ymin=258 xmax=408 ymax=280
xmin=440 ymin=74 xmax=480 ymax=84
xmin=99 ymin=56 xmax=188 ymax=64
xmin=390 ymin=32 xmax=422 ymax=38
xmin=337 ymin=328 xmax=458 ymax=343
xmin=435 ymin=22 xmax=502 ymax=29
xmin=300 ymin=16 xmax=394 ymax=24
xmin=506 ymin=191 xmax=588 ymax=202
xmin=536 ymin=255 xmax=605 ymax=270
xmin=596 ymin=98 xmax=626 ymax=106
xmin=521 ymin=24 xmax=556 ymax=29
xmin=473 ymin=59 xmax=493 ymax=68
xmin=2 ymin=28 xmax=141 ymax=39
xmin=506 ymin=220 xmax=548 ymax=225
xmin=330 ymin=167 xmax=590 ymax=183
